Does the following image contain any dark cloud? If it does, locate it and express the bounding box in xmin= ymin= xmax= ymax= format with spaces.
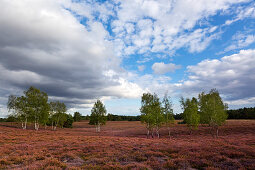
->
xmin=0 ymin=0 xmax=142 ymax=114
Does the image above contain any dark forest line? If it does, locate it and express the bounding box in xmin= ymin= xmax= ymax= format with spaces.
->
xmin=1 ymin=106 xmax=254 ymax=123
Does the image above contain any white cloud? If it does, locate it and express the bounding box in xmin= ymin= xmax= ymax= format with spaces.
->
xmin=225 ymin=2 xmax=255 ymax=25
xmin=181 ymin=49 xmax=255 ymax=105
xmin=110 ymin=0 xmax=247 ymax=56
xmin=224 ymin=33 xmax=255 ymax=52
xmin=152 ymin=62 xmax=181 ymax=74
xmin=138 ymin=65 xmax=146 ymax=72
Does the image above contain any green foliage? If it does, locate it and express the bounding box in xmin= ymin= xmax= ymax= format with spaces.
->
xmin=107 ymin=114 xmax=141 ymax=121
xmin=198 ymin=89 xmax=228 ymax=137
xmin=228 ymin=107 xmax=255 ymax=119
xmin=7 ymin=86 xmax=50 ymax=130
xmin=6 ymin=86 xmax=72 ymax=130
xmin=89 ymin=100 xmax=107 ymax=125
xmin=140 ymin=92 xmax=164 ymax=138
xmin=182 ymin=97 xmax=200 ymax=130
xmin=49 ymin=101 xmax=67 ymax=130
xmin=162 ymin=94 xmax=175 ymax=137
xmin=0 ymin=118 xmax=7 ymax=122
xmin=73 ymin=112 xmax=82 ymax=122
xmin=162 ymin=94 xmax=175 ymax=126
xmin=63 ymin=114 xmax=74 ymax=128
xmin=7 ymin=95 xmax=28 ymax=123
xmin=199 ymin=89 xmax=228 ymax=126
xmin=24 ymin=86 xmax=49 ymax=122
xmin=6 ymin=115 xmax=17 ymax=122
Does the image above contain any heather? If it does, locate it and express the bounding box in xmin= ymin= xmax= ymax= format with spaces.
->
xmin=0 ymin=120 xmax=254 ymax=169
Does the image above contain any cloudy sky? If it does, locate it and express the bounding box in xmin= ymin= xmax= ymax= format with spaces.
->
xmin=0 ymin=0 xmax=255 ymax=117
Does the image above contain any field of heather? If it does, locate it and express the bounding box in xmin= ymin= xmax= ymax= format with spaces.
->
xmin=0 ymin=120 xmax=255 ymax=169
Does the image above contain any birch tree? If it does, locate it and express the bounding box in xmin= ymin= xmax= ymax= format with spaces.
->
xmin=7 ymin=95 xmax=28 ymax=129
xmin=198 ymin=89 xmax=228 ymax=137
xmin=89 ymin=100 xmax=107 ymax=132
xmin=181 ymin=97 xmax=200 ymax=133
xmin=49 ymin=101 xmax=67 ymax=130
xmin=140 ymin=93 xmax=164 ymax=138
xmin=24 ymin=86 xmax=49 ymax=130
xmin=162 ymin=94 xmax=175 ymax=138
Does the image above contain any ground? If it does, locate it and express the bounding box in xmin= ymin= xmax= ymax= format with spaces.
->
xmin=0 ymin=120 xmax=255 ymax=169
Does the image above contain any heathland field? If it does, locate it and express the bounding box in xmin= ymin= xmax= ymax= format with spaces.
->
xmin=0 ymin=120 xmax=255 ymax=169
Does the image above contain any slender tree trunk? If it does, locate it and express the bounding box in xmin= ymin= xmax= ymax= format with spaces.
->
xmin=147 ymin=129 xmax=150 ymax=139
xmin=54 ymin=116 xmax=60 ymax=131
xmin=156 ymin=126 xmax=160 ymax=139
xmin=168 ymin=127 xmax=171 ymax=139
xmin=216 ymin=126 xmax=219 ymax=138
xmin=51 ymin=121 xmax=54 ymax=130
xmin=34 ymin=121 xmax=37 ymax=130
xmin=24 ymin=118 xmax=27 ymax=130
xmin=34 ymin=119 xmax=39 ymax=131
xmin=21 ymin=121 xmax=24 ymax=129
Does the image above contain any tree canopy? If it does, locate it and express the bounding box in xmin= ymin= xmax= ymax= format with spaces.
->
xmin=7 ymin=86 xmax=72 ymax=130
xmin=140 ymin=92 xmax=164 ymax=138
xmin=181 ymin=97 xmax=200 ymax=131
xmin=198 ymin=89 xmax=228 ymax=137
xmin=89 ymin=100 xmax=107 ymax=132
xmin=73 ymin=112 xmax=82 ymax=122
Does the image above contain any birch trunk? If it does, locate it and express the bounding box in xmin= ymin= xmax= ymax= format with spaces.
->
xmin=52 ymin=121 xmax=54 ymax=130
xmin=216 ymin=126 xmax=219 ymax=138
xmin=24 ymin=118 xmax=27 ymax=130
xmin=167 ymin=127 xmax=171 ymax=139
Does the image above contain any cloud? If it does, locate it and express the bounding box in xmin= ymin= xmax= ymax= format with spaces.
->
xmin=0 ymin=0 xmax=143 ymax=112
xmin=225 ymin=2 xmax=255 ymax=25
xmin=110 ymin=0 xmax=247 ymax=56
xmin=224 ymin=33 xmax=255 ymax=52
xmin=138 ymin=65 xmax=145 ymax=72
xmin=152 ymin=62 xmax=181 ymax=74
xmin=181 ymin=49 xmax=255 ymax=105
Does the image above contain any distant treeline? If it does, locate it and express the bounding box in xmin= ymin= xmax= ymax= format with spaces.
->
xmin=107 ymin=114 xmax=141 ymax=121
xmin=2 ymin=107 xmax=254 ymax=123
xmin=78 ymin=114 xmax=141 ymax=121
xmin=79 ymin=113 xmax=183 ymax=121
xmin=227 ymin=107 xmax=255 ymax=119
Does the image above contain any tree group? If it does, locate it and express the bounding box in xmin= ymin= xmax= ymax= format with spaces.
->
xmin=140 ymin=89 xmax=228 ymax=138
xmin=7 ymin=86 xmax=73 ymax=130
xmin=180 ymin=89 xmax=228 ymax=137
xmin=140 ymin=93 xmax=174 ymax=138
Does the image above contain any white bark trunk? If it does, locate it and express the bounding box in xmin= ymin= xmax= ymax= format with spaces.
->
xmin=156 ymin=126 xmax=160 ymax=139
xmin=168 ymin=127 xmax=171 ymax=138
xmin=24 ymin=118 xmax=27 ymax=130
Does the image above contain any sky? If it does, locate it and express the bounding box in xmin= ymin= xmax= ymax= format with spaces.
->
xmin=0 ymin=0 xmax=255 ymax=117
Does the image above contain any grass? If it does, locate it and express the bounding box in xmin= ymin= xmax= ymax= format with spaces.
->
xmin=0 ymin=120 xmax=255 ymax=169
